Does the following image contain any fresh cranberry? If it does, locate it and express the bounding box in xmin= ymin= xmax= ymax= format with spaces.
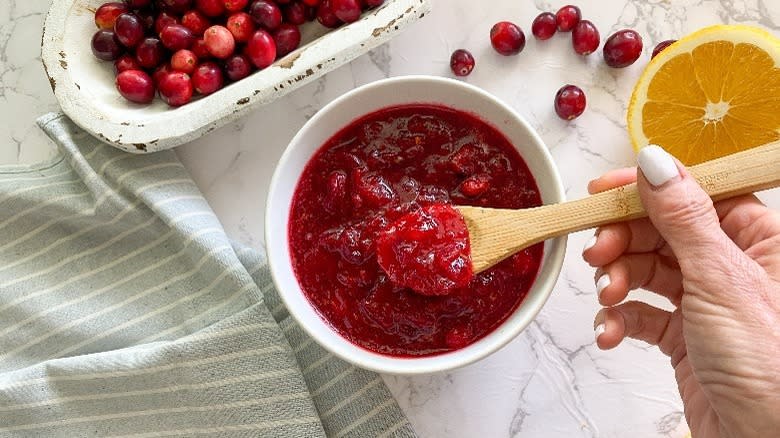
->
xmin=160 ymin=24 xmax=195 ymax=51
xmin=490 ymin=21 xmax=525 ymax=56
xmin=114 ymin=13 xmax=144 ymax=48
xmin=450 ymin=49 xmax=475 ymax=77
xmin=554 ymin=84 xmax=586 ymax=120
xmin=171 ymin=49 xmax=198 ymax=73
xmin=116 ymin=69 xmax=155 ymax=104
xmin=302 ymin=0 xmax=321 ymax=6
xmin=158 ymin=71 xmax=193 ymax=106
xmin=95 ymin=2 xmax=129 ymax=30
xmin=154 ymin=12 xmax=179 ymax=35
xmin=152 ymin=63 xmax=173 ymax=85
xmin=223 ymin=0 xmax=249 ymax=12
xmin=125 ymin=0 xmax=151 ymax=7
xmin=114 ymin=53 xmax=142 ymax=73
xmin=181 ymin=10 xmax=211 ymax=36
xmin=245 ymin=29 xmax=277 ymax=68
xmin=250 ymin=0 xmax=283 ymax=30
xmin=135 ymin=37 xmax=165 ymax=68
xmin=572 ymin=20 xmax=600 ymax=55
xmin=603 ymin=29 xmax=643 ymax=67
xmin=191 ymin=37 xmax=211 ymax=58
xmin=224 ymin=53 xmax=253 ymax=80
xmin=284 ymin=2 xmax=307 ymax=25
xmin=203 ymin=25 xmax=236 ymax=59
xmin=531 ymin=12 xmax=556 ymax=40
xmin=135 ymin=9 xmax=156 ymax=31
xmin=91 ymin=29 xmax=124 ymax=61
xmin=226 ymin=12 xmax=256 ymax=42
xmin=196 ymin=0 xmax=226 ymax=17
xmin=273 ymin=23 xmax=301 ymax=57
xmin=555 ymin=5 xmax=581 ymax=32
xmin=192 ymin=61 xmax=224 ymax=94
xmin=652 ymin=39 xmax=677 ymax=59
xmin=363 ymin=0 xmax=384 ymax=6
xmin=159 ymin=0 xmax=193 ymax=14
xmin=330 ymin=0 xmax=362 ymax=23
xmin=316 ymin=0 xmax=342 ymax=28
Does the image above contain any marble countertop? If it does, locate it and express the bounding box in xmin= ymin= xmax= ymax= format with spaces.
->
xmin=3 ymin=0 xmax=780 ymax=436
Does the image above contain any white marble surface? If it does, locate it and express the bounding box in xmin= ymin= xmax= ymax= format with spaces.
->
xmin=3 ymin=0 xmax=780 ymax=437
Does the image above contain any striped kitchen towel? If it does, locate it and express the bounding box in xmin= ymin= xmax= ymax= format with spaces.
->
xmin=0 ymin=113 xmax=416 ymax=438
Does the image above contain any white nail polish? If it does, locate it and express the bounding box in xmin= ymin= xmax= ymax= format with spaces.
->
xmin=596 ymin=274 xmax=611 ymax=297
xmin=583 ymin=234 xmax=598 ymax=253
xmin=595 ymin=323 xmax=606 ymax=341
xmin=637 ymin=144 xmax=680 ymax=187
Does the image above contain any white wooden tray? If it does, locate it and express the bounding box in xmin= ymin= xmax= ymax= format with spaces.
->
xmin=41 ymin=0 xmax=431 ymax=153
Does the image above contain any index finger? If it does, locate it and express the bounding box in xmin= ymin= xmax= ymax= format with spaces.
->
xmin=587 ymin=167 xmax=637 ymax=194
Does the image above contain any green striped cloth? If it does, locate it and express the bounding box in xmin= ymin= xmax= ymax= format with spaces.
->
xmin=0 ymin=113 xmax=416 ymax=437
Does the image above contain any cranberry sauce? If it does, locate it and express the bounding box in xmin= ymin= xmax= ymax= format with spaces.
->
xmin=289 ymin=104 xmax=543 ymax=357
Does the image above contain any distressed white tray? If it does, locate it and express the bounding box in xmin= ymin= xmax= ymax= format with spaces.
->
xmin=41 ymin=0 xmax=431 ymax=153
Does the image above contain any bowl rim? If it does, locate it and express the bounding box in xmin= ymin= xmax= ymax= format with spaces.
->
xmin=265 ymin=75 xmax=567 ymax=374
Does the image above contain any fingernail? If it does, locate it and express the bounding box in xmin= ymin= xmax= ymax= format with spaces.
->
xmin=582 ymin=233 xmax=598 ymax=254
xmin=596 ymin=274 xmax=611 ymax=297
xmin=594 ymin=323 xmax=606 ymax=341
xmin=637 ymin=144 xmax=680 ymax=187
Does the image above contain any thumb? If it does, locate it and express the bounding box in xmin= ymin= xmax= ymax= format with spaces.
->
xmin=636 ymin=145 xmax=748 ymax=286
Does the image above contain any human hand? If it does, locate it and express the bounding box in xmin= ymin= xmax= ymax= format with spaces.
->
xmin=582 ymin=146 xmax=780 ymax=438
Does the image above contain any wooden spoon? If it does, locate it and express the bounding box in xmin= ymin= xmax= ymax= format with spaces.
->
xmin=458 ymin=141 xmax=780 ymax=274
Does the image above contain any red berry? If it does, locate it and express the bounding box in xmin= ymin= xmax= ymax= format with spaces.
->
xmin=114 ymin=13 xmax=144 ymax=48
xmin=114 ymin=53 xmax=142 ymax=73
xmin=152 ymin=63 xmax=173 ymax=86
xmin=284 ymin=2 xmax=307 ymax=25
xmin=158 ymin=71 xmax=194 ymax=106
xmin=135 ymin=37 xmax=165 ymax=68
xmin=192 ymin=61 xmax=224 ymax=95
xmin=554 ymin=84 xmax=586 ymax=120
xmin=116 ymin=69 xmax=155 ymax=104
xmin=459 ymin=174 xmax=490 ymax=197
xmin=250 ymin=0 xmax=283 ymax=30
xmin=160 ymin=24 xmax=196 ymax=51
xmin=555 ymin=5 xmax=581 ymax=32
xmin=450 ymin=49 xmax=475 ymax=77
xmin=330 ymin=0 xmax=362 ymax=23
xmin=572 ymin=20 xmax=599 ymax=55
xmin=125 ymin=0 xmax=151 ymax=8
xmin=273 ymin=23 xmax=301 ymax=57
xmin=171 ymin=49 xmax=198 ymax=73
xmin=490 ymin=21 xmax=525 ymax=56
xmin=91 ymin=29 xmax=123 ymax=61
xmin=94 ymin=2 xmax=129 ymax=30
xmin=246 ymin=29 xmax=277 ymax=69
xmin=531 ymin=12 xmax=556 ymax=40
xmin=159 ymin=0 xmax=193 ymax=14
xmin=302 ymin=0 xmax=321 ymax=6
xmin=154 ymin=12 xmax=179 ymax=35
xmin=363 ymin=0 xmax=384 ymax=6
xmin=603 ymin=29 xmax=643 ymax=68
xmin=196 ymin=0 xmax=226 ymax=17
xmin=316 ymin=0 xmax=342 ymax=28
xmin=204 ymin=25 xmax=236 ymax=59
xmin=223 ymin=0 xmax=249 ymax=12
xmin=227 ymin=12 xmax=256 ymax=43
xmin=191 ymin=37 xmax=211 ymax=59
xmin=652 ymin=39 xmax=677 ymax=59
xmin=181 ymin=10 xmax=212 ymax=36
xmin=224 ymin=54 xmax=253 ymax=81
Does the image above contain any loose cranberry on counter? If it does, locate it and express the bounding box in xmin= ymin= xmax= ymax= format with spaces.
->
xmin=192 ymin=61 xmax=224 ymax=94
xmin=181 ymin=10 xmax=212 ymax=36
xmin=204 ymin=25 xmax=236 ymax=59
xmin=572 ymin=19 xmax=600 ymax=55
xmin=603 ymin=29 xmax=643 ymax=67
xmin=330 ymin=0 xmax=362 ymax=23
xmin=114 ymin=13 xmax=144 ymax=48
xmin=158 ymin=71 xmax=194 ymax=106
xmin=135 ymin=37 xmax=165 ymax=68
xmin=652 ymin=39 xmax=677 ymax=59
xmin=555 ymin=5 xmax=581 ymax=32
xmin=274 ymin=23 xmax=302 ymax=57
xmin=316 ymin=0 xmax=342 ymax=28
xmin=223 ymin=0 xmax=249 ymax=12
xmin=490 ymin=21 xmax=526 ymax=56
xmin=160 ymin=24 xmax=196 ymax=51
xmin=227 ymin=12 xmax=256 ymax=42
xmin=195 ymin=0 xmax=226 ymax=17
xmin=91 ymin=29 xmax=123 ymax=61
xmin=554 ymin=84 xmax=586 ymax=120
xmin=531 ymin=12 xmax=557 ymax=40
xmin=94 ymin=2 xmax=129 ymax=30
xmin=171 ymin=49 xmax=198 ymax=73
xmin=116 ymin=69 xmax=155 ymax=103
xmin=450 ymin=49 xmax=475 ymax=77
xmin=246 ymin=29 xmax=277 ymax=68
xmin=250 ymin=0 xmax=283 ymax=30
xmin=114 ymin=53 xmax=142 ymax=73
xmin=224 ymin=53 xmax=253 ymax=80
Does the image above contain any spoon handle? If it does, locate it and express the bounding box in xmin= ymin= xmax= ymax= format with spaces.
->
xmin=534 ymin=140 xmax=780 ymax=240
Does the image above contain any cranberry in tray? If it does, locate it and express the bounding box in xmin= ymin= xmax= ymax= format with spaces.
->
xmin=288 ymin=104 xmax=544 ymax=357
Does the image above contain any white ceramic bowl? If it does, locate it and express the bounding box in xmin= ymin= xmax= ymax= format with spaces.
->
xmin=266 ymin=76 xmax=567 ymax=374
xmin=41 ymin=0 xmax=430 ymax=153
